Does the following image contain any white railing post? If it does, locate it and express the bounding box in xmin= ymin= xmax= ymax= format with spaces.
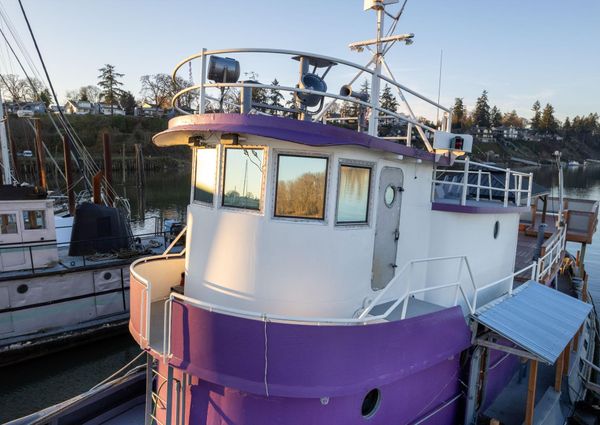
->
xmin=407 ymin=123 xmax=413 ymax=147
xmin=503 ymin=169 xmax=511 ymax=207
xmin=516 ymin=175 xmax=522 ymax=206
xmin=461 ymin=156 xmax=470 ymax=206
xmin=476 ymin=169 xmax=482 ymax=201
xmin=527 ymin=173 xmax=533 ymax=206
xmin=199 ymin=48 xmax=207 ymax=113
xmin=530 ymin=261 xmax=537 ymax=281
xmin=536 ymin=257 xmax=543 ymax=281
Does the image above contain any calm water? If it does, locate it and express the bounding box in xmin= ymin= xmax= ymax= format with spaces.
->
xmin=0 ymin=165 xmax=598 ymax=423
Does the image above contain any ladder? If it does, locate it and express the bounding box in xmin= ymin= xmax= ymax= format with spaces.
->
xmin=145 ymin=353 xmax=187 ymax=425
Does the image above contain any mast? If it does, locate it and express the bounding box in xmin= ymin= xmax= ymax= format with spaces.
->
xmin=0 ymin=92 xmax=12 ymax=184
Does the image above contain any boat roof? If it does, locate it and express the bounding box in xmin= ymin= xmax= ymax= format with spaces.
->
xmin=472 ymin=281 xmax=592 ymax=364
xmin=153 ymin=113 xmax=452 ymax=165
xmin=0 ymin=185 xmax=47 ymax=201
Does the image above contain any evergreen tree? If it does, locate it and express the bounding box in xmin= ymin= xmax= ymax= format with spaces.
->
xmin=451 ymin=98 xmax=466 ymax=130
xmin=98 ymin=64 xmax=124 ymax=115
xmin=531 ymin=100 xmax=541 ymax=131
xmin=119 ymin=91 xmax=137 ymax=115
xmin=473 ymin=90 xmax=491 ymax=128
xmin=490 ymin=106 xmax=502 ymax=128
xmin=39 ymin=88 xmax=51 ymax=107
xmin=540 ymin=103 xmax=558 ymax=134
xmin=563 ymin=117 xmax=571 ymax=139
xmin=379 ymin=85 xmax=398 ymax=113
xmin=267 ymin=78 xmax=284 ymax=112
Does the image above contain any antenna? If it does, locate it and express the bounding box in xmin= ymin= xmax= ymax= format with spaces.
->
xmin=436 ymin=49 xmax=443 ymax=128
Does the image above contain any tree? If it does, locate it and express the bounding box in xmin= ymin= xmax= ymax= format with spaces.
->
xmin=39 ymin=88 xmax=52 ymax=106
xmin=502 ymin=110 xmax=525 ymax=128
xmin=380 ymin=85 xmax=398 ymax=113
xmin=119 ymin=91 xmax=137 ymax=115
xmin=140 ymin=74 xmax=171 ymax=109
xmin=267 ymin=78 xmax=284 ymax=112
xmin=1 ymin=74 xmax=28 ymax=102
xmin=77 ymin=85 xmax=101 ymax=103
xmin=540 ymin=103 xmax=558 ymax=134
xmin=490 ymin=106 xmax=502 ymax=128
xmin=531 ymin=100 xmax=541 ymax=131
xmin=472 ymin=90 xmax=491 ymax=128
xmin=451 ymin=98 xmax=466 ymax=130
xmin=98 ymin=64 xmax=124 ymax=114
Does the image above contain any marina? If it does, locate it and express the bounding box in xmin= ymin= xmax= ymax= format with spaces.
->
xmin=0 ymin=1 xmax=599 ymax=424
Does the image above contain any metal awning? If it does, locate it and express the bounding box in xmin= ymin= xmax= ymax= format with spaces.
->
xmin=472 ymin=281 xmax=592 ymax=364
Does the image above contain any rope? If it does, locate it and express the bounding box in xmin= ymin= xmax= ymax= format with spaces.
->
xmin=263 ymin=314 xmax=270 ymax=397
xmin=90 ymin=351 xmax=145 ymax=390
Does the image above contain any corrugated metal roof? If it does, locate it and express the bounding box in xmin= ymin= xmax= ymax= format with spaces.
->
xmin=473 ymin=281 xmax=592 ymax=364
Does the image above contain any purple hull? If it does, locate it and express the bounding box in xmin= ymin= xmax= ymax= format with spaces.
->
xmin=153 ymin=301 xmax=474 ymax=424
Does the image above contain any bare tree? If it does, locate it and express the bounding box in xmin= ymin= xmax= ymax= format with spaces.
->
xmin=140 ymin=74 xmax=171 ymax=108
xmin=1 ymin=74 xmax=28 ymax=102
xmin=78 ymin=85 xmax=101 ymax=103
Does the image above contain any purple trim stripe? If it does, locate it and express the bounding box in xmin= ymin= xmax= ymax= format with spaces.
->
xmin=432 ymin=201 xmax=529 ymax=214
xmin=154 ymin=113 xmax=451 ymax=165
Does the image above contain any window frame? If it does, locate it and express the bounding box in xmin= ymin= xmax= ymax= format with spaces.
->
xmin=221 ymin=146 xmax=266 ymax=212
xmin=334 ymin=161 xmax=374 ymax=226
xmin=22 ymin=209 xmax=46 ymax=230
xmin=192 ymin=146 xmax=218 ymax=207
xmin=273 ymin=153 xmax=330 ymax=221
xmin=0 ymin=213 xmax=19 ymax=235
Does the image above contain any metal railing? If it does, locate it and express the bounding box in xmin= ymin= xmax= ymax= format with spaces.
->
xmin=169 ymin=47 xmax=452 ymax=149
xmin=131 ymin=228 xmax=568 ymax=361
xmin=432 ymin=158 xmax=534 ymax=207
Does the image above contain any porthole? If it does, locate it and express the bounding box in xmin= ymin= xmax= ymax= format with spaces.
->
xmin=384 ymin=185 xmax=395 ymax=208
xmin=17 ymin=284 xmax=28 ymax=294
xmin=103 ymin=272 xmax=112 ymax=280
xmin=493 ymin=221 xmax=500 ymax=239
xmin=361 ymin=388 xmax=381 ymax=419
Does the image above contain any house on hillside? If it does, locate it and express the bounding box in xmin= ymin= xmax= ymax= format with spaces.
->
xmin=97 ymin=103 xmax=126 ymax=116
xmin=19 ymin=102 xmax=47 ymax=115
xmin=64 ymin=100 xmax=96 ymax=115
xmin=471 ymin=126 xmax=495 ymax=143
xmin=493 ymin=125 xmax=524 ymax=140
xmin=134 ymin=102 xmax=165 ymax=117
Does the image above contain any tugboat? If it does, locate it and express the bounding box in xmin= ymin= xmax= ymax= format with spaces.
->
xmin=9 ymin=1 xmax=599 ymax=424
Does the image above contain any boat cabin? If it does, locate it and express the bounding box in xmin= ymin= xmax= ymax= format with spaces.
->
xmin=0 ymin=186 xmax=57 ymax=272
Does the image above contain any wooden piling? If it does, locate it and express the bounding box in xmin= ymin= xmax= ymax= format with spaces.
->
xmin=134 ymin=143 xmax=145 ymax=188
xmin=103 ymin=133 xmax=113 ymax=206
xmin=62 ymin=135 xmax=75 ymax=215
xmin=33 ymin=119 xmax=47 ymax=191
xmin=6 ymin=117 xmax=19 ymax=182
xmin=525 ymin=359 xmax=538 ymax=425
xmin=93 ymin=171 xmax=103 ymax=204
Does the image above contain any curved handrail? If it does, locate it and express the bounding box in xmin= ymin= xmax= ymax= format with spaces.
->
xmin=171 ymin=47 xmax=450 ymax=113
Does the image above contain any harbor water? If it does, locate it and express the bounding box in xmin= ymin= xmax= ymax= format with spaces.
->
xmin=0 ymin=164 xmax=598 ymax=423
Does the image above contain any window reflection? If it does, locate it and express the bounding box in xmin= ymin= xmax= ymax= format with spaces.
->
xmin=0 ymin=213 xmax=17 ymax=234
xmin=194 ymin=148 xmax=217 ymax=204
xmin=336 ymin=165 xmax=371 ymax=223
xmin=222 ymin=148 xmax=264 ymax=210
xmin=275 ymin=155 xmax=328 ymax=219
xmin=23 ymin=210 xmax=46 ymax=230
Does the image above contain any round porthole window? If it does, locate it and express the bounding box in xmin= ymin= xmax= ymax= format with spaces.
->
xmin=361 ymin=388 xmax=381 ymax=419
xmin=384 ymin=185 xmax=395 ymax=208
xmin=17 ymin=284 xmax=28 ymax=294
xmin=103 ymin=272 xmax=112 ymax=280
xmin=493 ymin=221 xmax=500 ymax=239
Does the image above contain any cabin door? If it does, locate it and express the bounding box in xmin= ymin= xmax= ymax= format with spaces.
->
xmin=0 ymin=211 xmax=26 ymax=272
xmin=371 ymin=167 xmax=403 ymax=290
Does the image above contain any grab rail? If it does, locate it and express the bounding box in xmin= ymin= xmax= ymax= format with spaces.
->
xmin=433 ymin=158 xmax=533 ymax=207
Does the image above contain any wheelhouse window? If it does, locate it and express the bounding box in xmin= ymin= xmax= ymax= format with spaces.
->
xmin=23 ymin=210 xmax=46 ymax=230
xmin=275 ymin=154 xmax=328 ymax=219
xmin=194 ymin=148 xmax=217 ymax=204
xmin=222 ymin=147 xmax=264 ymax=210
xmin=336 ymin=164 xmax=372 ymax=224
xmin=0 ymin=213 xmax=18 ymax=234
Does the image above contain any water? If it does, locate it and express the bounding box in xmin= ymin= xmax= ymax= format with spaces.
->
xmin=0 ymin=165 xmax=598 ymax=423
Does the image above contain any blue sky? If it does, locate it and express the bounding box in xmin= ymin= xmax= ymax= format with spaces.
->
xmin=1 ymin=0 xmax=598 ymax=121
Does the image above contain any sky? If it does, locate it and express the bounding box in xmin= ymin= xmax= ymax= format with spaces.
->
xmin=0 ymin=0 xmax=599 ymax=121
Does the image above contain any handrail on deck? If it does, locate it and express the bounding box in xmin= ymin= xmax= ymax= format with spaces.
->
xmin=131 ymin=227 xmax=568 ymax=361
xmin=168 ymin=47 xmax=453 ymax=147
xmin=432 ymin=157 xmax=534 ymax=207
